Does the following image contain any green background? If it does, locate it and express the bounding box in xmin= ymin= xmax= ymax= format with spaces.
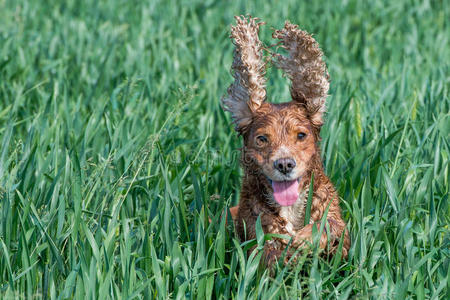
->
xmin=0 ymin=0 xmax=448 ymax=298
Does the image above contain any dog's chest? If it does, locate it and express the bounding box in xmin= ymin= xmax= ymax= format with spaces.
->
xmin=278 ymin=191 xmax=308 ymax=235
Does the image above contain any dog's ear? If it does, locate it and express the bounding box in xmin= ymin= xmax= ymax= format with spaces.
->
xmin=272 ymin=22 xmax=329 ymax=128
xmin=222 ymin=16 xmax=267 ymax=133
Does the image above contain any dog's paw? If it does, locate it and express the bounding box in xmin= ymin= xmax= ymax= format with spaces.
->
xmin=294 ymin=224 xmax=328 ymax=249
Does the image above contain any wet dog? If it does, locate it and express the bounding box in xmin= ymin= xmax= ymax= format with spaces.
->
xmin=222 ymin=16 xmax=350 ymax=265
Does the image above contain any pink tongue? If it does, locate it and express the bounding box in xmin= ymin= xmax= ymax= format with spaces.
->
xmin=271 ymin=180 xmax=299 ymax=206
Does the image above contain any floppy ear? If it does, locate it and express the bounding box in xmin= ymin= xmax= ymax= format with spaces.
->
xmin=272 ymin=22 xmax=329 ymax=127
xmin=221 ymin=16 xmax=267 ymax=133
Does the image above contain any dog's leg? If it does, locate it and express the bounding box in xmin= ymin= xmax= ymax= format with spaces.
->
xmin=262 ymin=242 xmax=284 ymax=267
xmin=229 ymin=205 xmax=239 ymax=221
xmin=294 ymin=190 xmax=351 ymax=257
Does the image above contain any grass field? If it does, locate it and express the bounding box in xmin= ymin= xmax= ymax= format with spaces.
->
xmin=0 ymin=0 xmax=448 ymax=298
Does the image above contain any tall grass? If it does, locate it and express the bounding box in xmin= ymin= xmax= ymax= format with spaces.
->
xmin=0 ymin=0 xmax=448 ymax=298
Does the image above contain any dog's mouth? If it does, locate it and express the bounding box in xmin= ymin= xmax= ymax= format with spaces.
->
xmin=266 ymin=177 xmax=301 ymax=206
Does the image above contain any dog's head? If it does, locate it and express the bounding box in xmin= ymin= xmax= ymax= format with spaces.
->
xmin=222 ymin=16 xmax=329 ymax=206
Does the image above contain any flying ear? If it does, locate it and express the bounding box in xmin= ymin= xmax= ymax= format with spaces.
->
xmin=271 ymin=22 xmax=329 ymax=127
xmin=221 ymin=16 xmax=267 ymax=133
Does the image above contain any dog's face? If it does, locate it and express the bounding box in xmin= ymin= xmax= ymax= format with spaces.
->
xmin=241 ymin=102 xmax=319 ymax=206
xmin=222 ymin=17 xmax=329 ymax=206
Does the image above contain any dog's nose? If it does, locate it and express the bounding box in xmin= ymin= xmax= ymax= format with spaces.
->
xmin=273 ymin=158 xmax=296 ymax=174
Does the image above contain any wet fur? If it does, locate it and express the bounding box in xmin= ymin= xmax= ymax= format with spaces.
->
xmin=237 ymin=103 xmax=350 ymax=263
xmin=222 ymin=16 xmax=350 ymax=265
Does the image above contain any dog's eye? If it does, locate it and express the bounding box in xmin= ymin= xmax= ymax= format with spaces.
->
xmin=297 ymin=132 xmax=307 ymax=140
xmin=256 ymin=135 xmax=268 ymax=146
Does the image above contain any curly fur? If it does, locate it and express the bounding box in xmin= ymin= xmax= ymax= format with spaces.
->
xmin=222 ymin=17 xmax=350 ymax=266
xmin=221 ymin=16 xmax=267 ymax=132
xmin=272 ymin=21 xmax=330 ymax=127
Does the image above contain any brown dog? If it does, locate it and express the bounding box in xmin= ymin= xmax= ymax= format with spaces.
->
xmin=222 ymin=16 xmax=350 ymax=264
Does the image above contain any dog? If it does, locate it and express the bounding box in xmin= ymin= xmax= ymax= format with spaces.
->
xmin=221 ymin=16 xmax=350 ymax=265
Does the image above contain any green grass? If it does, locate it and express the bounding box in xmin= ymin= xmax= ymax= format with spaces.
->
xmin=0 ymin=0 xmax=448 ymax=298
